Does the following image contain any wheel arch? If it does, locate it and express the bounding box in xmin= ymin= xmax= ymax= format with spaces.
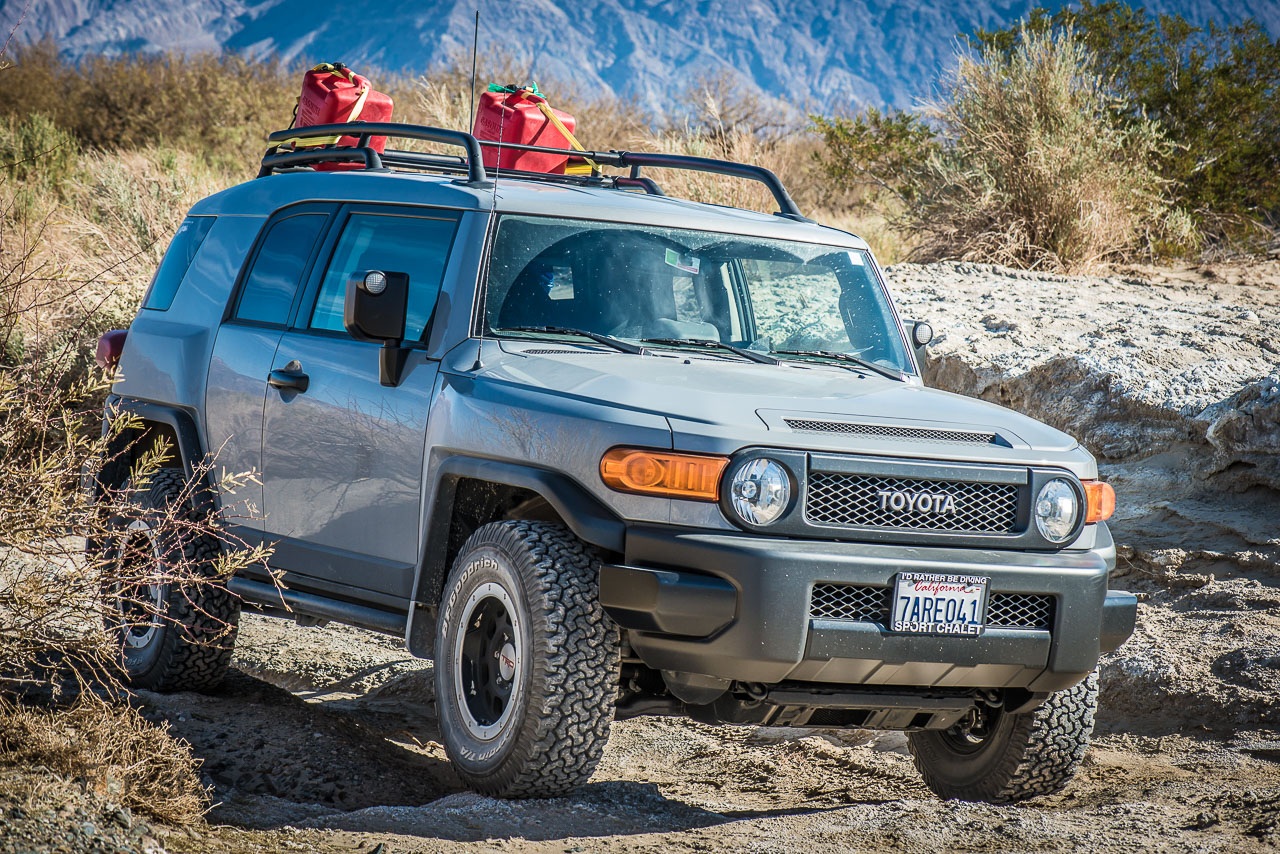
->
xmin=96 ymin=396 xmax=214 ymax=513
xmin=406 ymin=456 xmax=625 ymax=657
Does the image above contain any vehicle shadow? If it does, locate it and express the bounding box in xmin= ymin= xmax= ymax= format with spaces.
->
xmin=139 ymin=666 xmax=869 ymax=841
xmin=135 ymin=667 xmax=463 ymax=827
xmin=305 ymin=780 xmax=855 ymax=842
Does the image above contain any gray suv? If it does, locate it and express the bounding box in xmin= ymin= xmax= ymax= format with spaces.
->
xmin=92 ymin=123 xmax=1136 ymax=804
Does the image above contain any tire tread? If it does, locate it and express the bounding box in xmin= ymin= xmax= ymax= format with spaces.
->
xmin=438 ymin=520 xmax=619 ymax=798
xmin=111 ymin=468 xmax=239 ymax=692
xmin=908 ymin=672 xmax=1098 ymax=804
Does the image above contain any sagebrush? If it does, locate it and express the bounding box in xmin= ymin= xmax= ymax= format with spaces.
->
xmin=902 ymin=28 xmax=1184 ymax=271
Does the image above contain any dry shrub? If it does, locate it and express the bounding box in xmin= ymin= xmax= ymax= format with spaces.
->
xmin=0 ymin=143 xmax=268 ymax=835
xmin=55 ymin=148 xmax=227 ymax=296
xmin=0 ymin=696 xmax=207 ymax=824
xmin=0 ymin=40 xmax=293 ymax=167
xmin=905 ymin=28 xmax=1185 ymax=271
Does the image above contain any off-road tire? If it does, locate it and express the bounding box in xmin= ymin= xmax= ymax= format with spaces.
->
xmin=907 ymin=672 xmax=1099 ymax=804
xmin=102 ymin=468 xmax=239 ymax=692
xmin=435 ymin=521 xmax=620 ymax=798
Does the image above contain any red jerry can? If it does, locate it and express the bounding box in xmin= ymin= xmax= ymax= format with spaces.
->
xmin=292 ymin=62 xmax=393 ymax=169
xmin=472 ymin=85 xmax=578 ymax=174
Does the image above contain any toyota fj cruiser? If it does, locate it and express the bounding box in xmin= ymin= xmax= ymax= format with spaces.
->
xmin=91 ymin=122 xmax=1136 ymax=803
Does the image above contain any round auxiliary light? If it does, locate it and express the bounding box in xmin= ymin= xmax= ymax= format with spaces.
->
xmin=1034 ymin=478 xmax=1080 ymax=543
xmin=363 ymin=270 xmax=387 ymax=295
xmin=729 ymin=458 xmax=791 ymax=526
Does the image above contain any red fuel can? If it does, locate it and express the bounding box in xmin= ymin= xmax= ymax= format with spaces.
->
xmin=293 ymin=63 xmax=393 ymax=168
xmin=472 ymin=87 xmax=577 ymax=173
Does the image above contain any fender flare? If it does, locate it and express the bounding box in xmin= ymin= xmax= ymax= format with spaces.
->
xmin=415 ymin=455 xmax=626 ymax=603
xmin=101 ymin=395 xmax=215 ymax=513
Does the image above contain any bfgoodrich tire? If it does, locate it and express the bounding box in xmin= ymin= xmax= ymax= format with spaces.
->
xmin=907 ymin=672 xmax=1099 ymax=804
xmin=101 ymin=468 xmax=239 ymax=692
xmin=435 ymin=521 xmax=620 ymax=798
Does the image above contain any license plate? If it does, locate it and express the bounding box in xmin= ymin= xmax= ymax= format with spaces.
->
xmin=891 ymin=572 xmax=989 ymax=636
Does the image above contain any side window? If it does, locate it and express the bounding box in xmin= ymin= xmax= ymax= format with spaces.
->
xmin=143 ymin=216 xmax=215 ymax=311
xmin=233 ymin=213 xmax=328 ymax=326
xmin=310 ymin=212 xmax=459 ymax=341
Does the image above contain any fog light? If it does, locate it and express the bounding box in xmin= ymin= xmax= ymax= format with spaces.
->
xmin=1034 ymin=478 xmax=1079 ymax=543
xmin=729 ymin=459 xmax=791 ymax=525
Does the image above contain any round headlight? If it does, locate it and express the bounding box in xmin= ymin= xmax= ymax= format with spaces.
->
xmin=729 ymin=459 xmax=791 ymax=526
xmin=1034 ymin=478 xmax=1079 ymax=543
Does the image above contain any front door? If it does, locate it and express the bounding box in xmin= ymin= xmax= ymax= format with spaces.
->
xmin=259 ymin=206 xmax=461 ymax=601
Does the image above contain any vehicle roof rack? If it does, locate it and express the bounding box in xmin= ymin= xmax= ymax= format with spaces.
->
xmin=259 ymin=122 xmax=808 ymax=220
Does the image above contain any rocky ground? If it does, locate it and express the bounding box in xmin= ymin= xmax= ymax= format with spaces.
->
xmin=4 ymin=261 xmax=1280 ymax=853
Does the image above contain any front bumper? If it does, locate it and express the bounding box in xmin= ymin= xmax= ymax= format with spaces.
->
xmin=600 ymin=523 xmax=1136 ymax=693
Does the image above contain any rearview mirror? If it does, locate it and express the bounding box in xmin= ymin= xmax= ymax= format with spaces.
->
xmin=911 ymin=320 xmax=934 ymax=348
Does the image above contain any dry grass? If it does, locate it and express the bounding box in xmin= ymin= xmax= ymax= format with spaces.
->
xmin=0 ymin=696 xmax=208 ymax=825
xmin=0 ymin=124 xmax=268 ymax=840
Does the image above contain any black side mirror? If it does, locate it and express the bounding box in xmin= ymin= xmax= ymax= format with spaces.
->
xmin=345 ymin=270 xmax=411 ymax=386
xmin=907 ymin=319 xmax=933 ymax=373
xmin=911 ymin=320 xmax=934 ymax=348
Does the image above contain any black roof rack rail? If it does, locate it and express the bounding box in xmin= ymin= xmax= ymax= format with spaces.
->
xmin=473 ymin=138 xmax=807 ymax=220
xmin=262 ymin=123 xmax=488 ymax=184
xmin=258 ymin=122 xmax=806 ymax=219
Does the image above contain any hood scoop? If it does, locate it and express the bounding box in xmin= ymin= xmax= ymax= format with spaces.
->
xmin=520 ymin=347 xmax=611 ymax=355
xmin=782 ymin=418 xmax=1009 ymax=447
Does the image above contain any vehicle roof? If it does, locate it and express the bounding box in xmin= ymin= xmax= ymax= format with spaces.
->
xmin=188 ymin=170 xmax=872 ymax=250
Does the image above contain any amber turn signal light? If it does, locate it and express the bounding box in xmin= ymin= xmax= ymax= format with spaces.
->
xmin=600 ymin=448 xmax=729 ymax=501
xmin=1083 ymin=480 xmax=1116 ymax=523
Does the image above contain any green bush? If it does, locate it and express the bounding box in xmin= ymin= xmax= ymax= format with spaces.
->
xmin=0 ymin=42 xmax=295 ymax=169
xmin=0 ymin=113 xmax=80 ymax=221
xmin=974 ymin=1 xmax=1280 ymax=245
xmin=0 ymin=113 xmax=78 ymax=190
xmin=810 ymin=108 xmax=939 ymax=212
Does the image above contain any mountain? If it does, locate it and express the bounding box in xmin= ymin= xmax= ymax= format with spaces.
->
xmin=3 ymin=0 xmax=1278 ymax=115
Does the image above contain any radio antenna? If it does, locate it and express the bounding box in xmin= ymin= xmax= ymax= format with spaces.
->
xmin=470 ymin=8 xmax=501 ymax=374
xmin=470 ymin=92 xmax=505 ymax=373
xmin=468 ymin=10 xmax=479 ymax=131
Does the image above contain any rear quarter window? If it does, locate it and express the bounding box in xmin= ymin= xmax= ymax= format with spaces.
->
xmin=142 ymin=216 xmax=216 ymax=311
xmin=233 ymin=213 xmax=328 ymax=327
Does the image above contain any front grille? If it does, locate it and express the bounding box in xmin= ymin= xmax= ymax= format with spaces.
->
xmin=785 ymin=419 xmax=996 ymax=445
xmin=810 ymin=584 xmax=1053 ymax=630
xmin=987 ymin=594 xmax=1054 ymax=629
xmin=811 ymin=583 xmax=892 ymax=621
xmin=806 ymin=473 xmax=1019 ymax=534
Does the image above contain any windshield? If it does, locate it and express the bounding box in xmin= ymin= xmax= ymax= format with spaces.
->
xmin=483 ymin=215 xmax=913 ymax=375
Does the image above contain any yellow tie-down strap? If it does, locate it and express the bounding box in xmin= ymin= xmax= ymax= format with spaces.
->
xmin=534 ymin=101 xmax=599 ymax=176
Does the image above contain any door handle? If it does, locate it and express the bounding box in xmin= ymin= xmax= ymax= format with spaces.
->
xmin=267 ymin=360 xmax=309 ymax=393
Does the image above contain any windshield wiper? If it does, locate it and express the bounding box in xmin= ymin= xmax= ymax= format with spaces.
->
xmin=770 ymin=348 xmax=902 ymax=380
xmin=640 ymin=337 xmax=780 ymax=365
xmin=495 ymin=325 xmax=647 ymax=355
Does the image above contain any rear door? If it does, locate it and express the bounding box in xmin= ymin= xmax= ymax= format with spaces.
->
xmin=259 ymin=205 xmax=461 ymax=602
xmin=205 ymin=206 xmax=332 ymax=529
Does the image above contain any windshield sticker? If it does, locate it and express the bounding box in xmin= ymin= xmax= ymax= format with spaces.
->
xmin=849 ymin=251 xmax=865 ymax=265
xmin=665 ymin=249 xmax=701 ymax=274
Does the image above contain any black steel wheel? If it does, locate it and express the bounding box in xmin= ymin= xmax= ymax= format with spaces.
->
xmin=435 ymin=520 xmax=619 ymax=798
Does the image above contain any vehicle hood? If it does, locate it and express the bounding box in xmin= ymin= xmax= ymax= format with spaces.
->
xmin=469 ymin=343 xmax=1087 ymax=468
